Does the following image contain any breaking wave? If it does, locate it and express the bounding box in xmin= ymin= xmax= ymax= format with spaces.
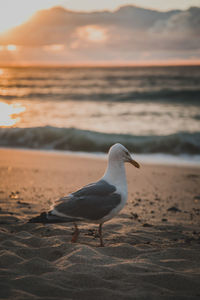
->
xmin=0 ymin=126 xmax=199 ymax=154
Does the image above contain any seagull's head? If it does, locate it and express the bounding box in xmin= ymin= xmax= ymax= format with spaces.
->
xmin=108 ymin=143 xmax=140 ymax=168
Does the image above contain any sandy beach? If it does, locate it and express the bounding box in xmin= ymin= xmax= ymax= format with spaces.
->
xmin=0 ymin=148 xmax=200 ymax=300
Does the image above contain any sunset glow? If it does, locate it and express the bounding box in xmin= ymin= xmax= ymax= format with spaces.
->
xmin=0 ymin=102 xmax=26 ymax=127
xmin=77 ymin=26 xmax=107 ymax=42
xmin=7 ymin=45 xmax=17 ymax=51
xmin=43 ymin=44 xmax=65 ymax=52
xmin=0 ymin=45 xmax=17 ymax=51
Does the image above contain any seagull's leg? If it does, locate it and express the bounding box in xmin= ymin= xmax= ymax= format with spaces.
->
xmin=71 ymin=222 xmax=80 ymax=243
xmin=98 ymin=223 xmax=104 ymax=247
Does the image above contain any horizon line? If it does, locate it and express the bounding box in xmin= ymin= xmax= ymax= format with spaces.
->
xmin=0 ymin=61 xmax=200 ymax=68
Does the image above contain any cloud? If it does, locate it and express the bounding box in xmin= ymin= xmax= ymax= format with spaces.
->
xmin=148 ymin=7 xmax=200 ymax=52
xmin=150 ymin=7 xmax=200 ymax=34
xmin=0 ymin=5 xmax=199 ymax=64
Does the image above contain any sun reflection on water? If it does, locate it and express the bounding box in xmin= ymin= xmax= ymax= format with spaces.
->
xmin=0 ymin=102 xmax=26 ymax=127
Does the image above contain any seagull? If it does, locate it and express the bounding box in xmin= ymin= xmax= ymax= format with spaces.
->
xmin=29 ymin=143 xmax=140 ymax=246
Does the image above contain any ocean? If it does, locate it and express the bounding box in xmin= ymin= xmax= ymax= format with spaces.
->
xmin=0 ymin=65 xmax=200 ymax=165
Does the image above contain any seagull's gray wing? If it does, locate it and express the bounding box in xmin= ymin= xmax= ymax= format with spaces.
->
xmin=53 ymin=180 xmax=121 ymax=221
xmin=71 ymin=180 xmax=116 ymax=197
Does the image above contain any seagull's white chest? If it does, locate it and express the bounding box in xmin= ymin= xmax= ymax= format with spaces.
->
xmin=112 ymin=179 xmax=127 ymax=207
xmin=115 ymin=180 xmax=128 ymax=204
xmin=98 ymin=146 xmax=139 ymax=225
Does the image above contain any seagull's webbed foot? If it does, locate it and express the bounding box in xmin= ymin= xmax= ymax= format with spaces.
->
xmin=71 ymin=222 xmax=80 ymax=243
xmin=98 ymin=223 xmax=104 ymax=247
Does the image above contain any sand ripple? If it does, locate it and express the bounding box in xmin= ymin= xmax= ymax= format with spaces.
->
xmin=0 ymin=218 xmax=200 ymax=300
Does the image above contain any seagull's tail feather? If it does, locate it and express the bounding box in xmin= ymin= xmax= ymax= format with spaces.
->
xmin=28 ymin=211 xmax=77 ymax=224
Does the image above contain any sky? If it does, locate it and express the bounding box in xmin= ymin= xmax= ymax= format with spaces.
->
xmin=0 ymin=0 xmax=200 ymax=33
xmin=0 ymin=0 xmax=199 ymax=65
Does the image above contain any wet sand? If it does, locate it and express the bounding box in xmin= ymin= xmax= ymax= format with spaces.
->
xmin=0 ymin=148 xmax=200 ymax=300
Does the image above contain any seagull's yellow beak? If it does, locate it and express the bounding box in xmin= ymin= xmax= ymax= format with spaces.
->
xmin=129 ymin=159 xmax=140 ymax=168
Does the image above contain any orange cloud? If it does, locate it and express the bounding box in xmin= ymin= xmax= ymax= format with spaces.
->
xmin=0 ymin=6 xmax=199 ymax=65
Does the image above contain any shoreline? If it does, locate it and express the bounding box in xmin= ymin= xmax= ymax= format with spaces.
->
xmin=1 ymin=146 xmax=200 ymax=168
xmin=0 ymin=147 xmax=200 ymax=299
